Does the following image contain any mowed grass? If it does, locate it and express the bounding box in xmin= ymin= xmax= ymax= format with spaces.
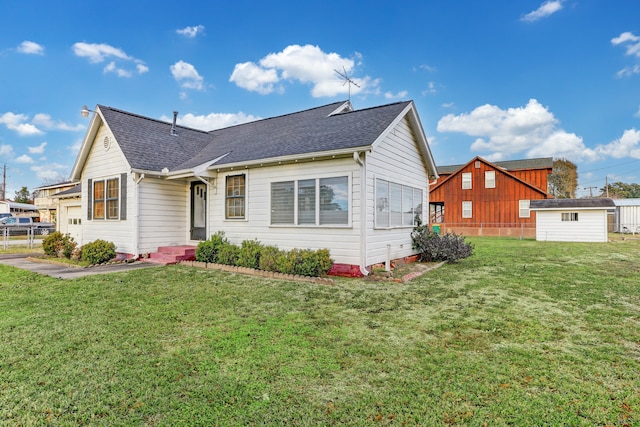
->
xmin=1 ymin=237 xmax=639 ymax=426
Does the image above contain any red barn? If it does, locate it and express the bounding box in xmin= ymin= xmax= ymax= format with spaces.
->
xmin=429 ymin=157 xmax=553 ymax=237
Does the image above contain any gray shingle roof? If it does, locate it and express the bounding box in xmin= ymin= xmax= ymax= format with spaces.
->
xmin=99 ymin=101 xmax=412 ymax=172
xmin=530 ymin=198 xmax=615 ymax=209
xmin=437 ymin=157 xmax=553 ymax=174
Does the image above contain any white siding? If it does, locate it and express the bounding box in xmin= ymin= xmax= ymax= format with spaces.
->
xmin=208 ymin=158 xmax=363 ymax=265
xmin=80 ymin=125 xmax=134 ymax=253
xmin=535 ymin=209 xmax=609 ymax=242
xmin=617 ymin=205 xmax=640 ymax=232
xmin=365 ymin=116 xmax=429 ymax=265
xmin=137 ymin=178 xmax=188 ymax=254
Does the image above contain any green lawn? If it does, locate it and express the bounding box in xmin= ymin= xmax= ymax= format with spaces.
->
xmin=1 ymin=237 xmax=639 ymax=426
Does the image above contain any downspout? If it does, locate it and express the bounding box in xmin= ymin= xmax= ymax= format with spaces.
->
xmin=133 ymin=173 xmax=144 ymax=258
xmin=354 ymin=151 xmax=369 ymax=276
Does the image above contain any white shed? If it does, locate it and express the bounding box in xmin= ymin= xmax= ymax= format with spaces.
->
xmin=530 ymin=198 xmax=615 ymax=243
xmin=613 ymin=198 xmax=640 ymax=234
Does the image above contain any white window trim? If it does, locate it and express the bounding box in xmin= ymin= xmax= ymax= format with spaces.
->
xmin=519 ymin=199 xmax=530 ymax=218
xmin=462 ymin=172 xmax=472 ymax=190
xmin=269 ymin=174 xmax=352 ymax=228
xmin=485 ymin=171 xmax=496 ymax=189
xmin=224 ymin=172 xmax=249 ymax=221
xmin=374 ymin=176 xmax=425 ymax=229
xmin=462 ymin=201 xmax=472 ymax=219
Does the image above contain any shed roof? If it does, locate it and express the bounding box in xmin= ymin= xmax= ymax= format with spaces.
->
xmin=530 ymin=198 xmax=615 ymax=210
xmin=613 ymin=198 xmax=640 ymax=207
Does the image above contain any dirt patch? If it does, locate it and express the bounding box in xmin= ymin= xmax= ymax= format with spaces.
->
xmin=366 ymin=261 xmax=445 ymax=283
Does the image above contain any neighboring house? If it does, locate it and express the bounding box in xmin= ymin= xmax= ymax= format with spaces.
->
xmin=0 ymin=200 xmax=38 ymax=218
xmin=530 ymin=198 xmax=614 ymax=243
xmin=34 ymin=181 xmax=79 ymax=224
xmin=429 ymin=156 xmax=553 ymax=237
xmin=69 ymin=100 xmax=438 ymax=275
xmin=50 ymin=184 xmax=82 ymax=242
xmin=613 ymin=198 xmax=640 ymax=234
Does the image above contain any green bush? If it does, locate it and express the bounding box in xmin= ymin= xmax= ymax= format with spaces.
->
xmin=216 ymin=241 xmax=239 ymax=265
xmin=42 ymin=232 xmax=77 ymax=259
xmin=195 ymin=231 xmax=228 ymax=263
xmin=42 ymin=231 xmax=64 ymax=257
xmin=277 ymin=248 xmax=333 ymax=277
xmin=80 ymin=239 xmax=116 ymax=264
xmin=236 ymin=239 xmax=263 ymax=269
xmin=259 ymin=245 xmax=282 ymax=272
xmin=411 ymin=225 xmax=473 ymax=263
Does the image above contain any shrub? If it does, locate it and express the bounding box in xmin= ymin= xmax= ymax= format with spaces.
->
xmin=80 ymin=239 xmax=116 ymax=265
xmin=42 ymin=231 xmax=64 ymax=257
xmin=42 ymin=232 xmax=77 ymax=259
xmin=236 ymin=239 xmax=263 ymax=269
xmin=411 ymin=226 xmax=473 ymax=263
xmin=277 ymin=248 xmax=333 ymax=277
xmin=195 ymin=231 xmax=228 ymax=263
xmin=216 ymin=241 xmax=239 ymax=265
xmin=259 ymin=245 xmax=282 ymax=272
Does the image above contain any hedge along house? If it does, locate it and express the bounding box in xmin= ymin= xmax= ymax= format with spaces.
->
xmin=69 ymin=100 xmax=438 ymax=276
xmin=530 ymin=198 xmax=615 ymax=243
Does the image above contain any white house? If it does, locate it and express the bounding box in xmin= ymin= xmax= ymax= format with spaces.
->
xmin=530 ymin=198 xmax=615 ymax=243
xmin=613 ymin=198 xmax=640 ymax=234
xmin=69 ymin=100 xmax=438 ymax=275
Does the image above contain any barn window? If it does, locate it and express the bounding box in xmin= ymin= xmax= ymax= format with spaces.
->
xmin=462 ymin=201 xmax=472 ymax=218
xmin=462 ymin=172 xmax=472 ymax=190
xmin=561 ymin=212 xmax=579 ymax=221
xmin=519 ymin=200 xmax=530 ymax=218
xmin=271 ymin=176 xmax=349 ymax=226
xmin=375 ymin=178 xmax=423 ymax=228
xmin=225 ymin=174 xmax=245 ymax=219
xmin=485 ymin=171 xmax=496 ymax=189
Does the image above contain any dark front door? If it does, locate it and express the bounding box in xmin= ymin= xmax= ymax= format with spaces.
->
xmin=190 ymin=182 xmax=207 ymax=240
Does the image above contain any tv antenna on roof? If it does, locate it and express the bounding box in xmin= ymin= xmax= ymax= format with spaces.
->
xmin=334 ymin=66 xmax=360 ymax=102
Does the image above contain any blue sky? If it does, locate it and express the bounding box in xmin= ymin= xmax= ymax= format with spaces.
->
xmin=1 ymin=0 xmax=639 ymax=198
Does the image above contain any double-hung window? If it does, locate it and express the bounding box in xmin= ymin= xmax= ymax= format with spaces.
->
xmin=226 ymin=175 xmax=245 ymax=219
xmin=375 ymin=178 xmax=423 ymax=228
xmin=485 ymin=171 xmax=496 ymax=188
xmin=270 ymin=176 xmax=349 ymax=226
xmin=88 ymin=174 xmax=126 ymax=220
xmin=462 ymin=201 xmax=473 ymax=218
xmin=462 ymin=172 xmax=472 ymax=190
xmin=519 ymin=200 xmax=530 ymax=218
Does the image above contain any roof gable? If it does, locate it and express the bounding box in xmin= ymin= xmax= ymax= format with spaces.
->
xmin=430 ymin=156 xmax=551 ymax=196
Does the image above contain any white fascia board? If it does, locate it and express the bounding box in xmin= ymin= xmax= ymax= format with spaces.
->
xmin=70 ymin=107 xmax=103 ymax=180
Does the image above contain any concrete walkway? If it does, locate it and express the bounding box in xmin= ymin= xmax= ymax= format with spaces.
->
xmin=0 ymin=253 xmax=158 ymax=279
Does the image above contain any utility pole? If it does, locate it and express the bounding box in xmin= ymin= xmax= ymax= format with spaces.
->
xmin=605 ymin=176 xmax=609 ymax=198
xmin=1 ymin=164 xmax=5 ymax=201
xmin=583 ymin=186 xmax=597 ymax=197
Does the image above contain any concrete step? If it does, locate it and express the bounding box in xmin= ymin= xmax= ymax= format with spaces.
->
xmin=143 ymin=245 xmax=197 ymax=265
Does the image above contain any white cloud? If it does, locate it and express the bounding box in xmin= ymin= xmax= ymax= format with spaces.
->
xmin=384 ymin=90 xmax=408 ymax=99
xmin=72 ymin=42 xmax=147 ymax=77
xmin=161 ymin=111 xmax=260 ymax=131
xmin=17 ymin=41 xmax=44 ymax=55
xmin=15 ymin=154 xmax=34 ymax=164
xmin=30 ymin=164 xmax=67 ymax=183
xmin=616 ymin=65 xmax=640 ymax=78
xmin=170 ymin=60 xmax=205 ymax=91
xmin=229 ymin=62 xmax=280 ymax=95
xmin=612 ymin=32 xmax=640 ymax=57
xmin=0 ymin=112 xmax=43 ymax=136
xmin=229 ymin=44 xmax=378 ymax=97
xmin=32 ymin=114 xmax=84 ymax=132
xmin=421 ymin=82 xmax=438 ymax=96
xmin=0 ymin=144 xmax=14 ymax=157
xmin=635 ymin=106 xmax=640 ymax=118
xmin=593 ymin=129 xmax=640 ymax=159
xmin=521 ymin=1 xmax=564 ymax=22
xmin=28 ymin=141 xmax=47 ymax=154
xmin=176 ymin=25 xmax=205 ymax=38
xmin=437 ymin=99 xmax=597 ymax=162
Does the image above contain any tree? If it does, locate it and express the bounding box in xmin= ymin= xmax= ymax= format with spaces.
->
xmin=13 ymin=186 xmax=32 ymax=204
xmin=601 ymin=181 xmax=640 ymax=198
xmin=548 ymin=158 xmax=578 ymax=198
